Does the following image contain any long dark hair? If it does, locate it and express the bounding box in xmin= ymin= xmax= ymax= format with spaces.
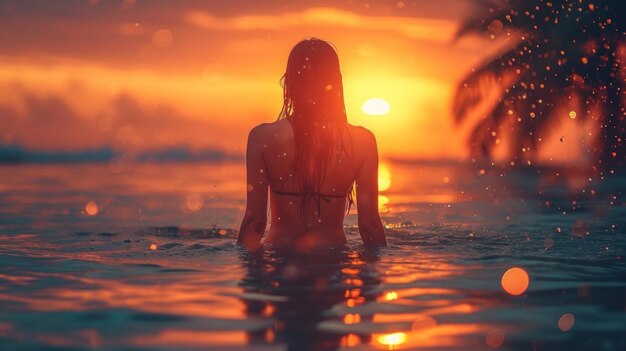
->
xmin=277 ymin=38 xmax=354 ymax=215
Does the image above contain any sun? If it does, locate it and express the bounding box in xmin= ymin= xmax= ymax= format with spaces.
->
xmin=361 ymin=98 xmax=390 ymax=116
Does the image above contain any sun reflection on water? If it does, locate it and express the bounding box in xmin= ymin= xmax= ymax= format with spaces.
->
xmin=375 ymin=332 xmax=407 ymax=349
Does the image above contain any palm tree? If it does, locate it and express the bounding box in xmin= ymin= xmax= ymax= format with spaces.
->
xmin=455 ymin=0 xmax=625 ymax=173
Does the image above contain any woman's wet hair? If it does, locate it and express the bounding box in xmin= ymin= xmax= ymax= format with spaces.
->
xmin=277 ymin=38 xmax=354 ymax=215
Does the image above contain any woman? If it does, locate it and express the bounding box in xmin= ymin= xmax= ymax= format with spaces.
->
xmin=237 ymin=38 xmax=386 ymax=250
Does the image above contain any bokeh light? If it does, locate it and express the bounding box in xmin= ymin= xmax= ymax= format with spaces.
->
xmin=501 ymin=267 xmax=529 ymax=296
xmin=85 ymin=201 xmax=99 ymax=216
xmin=486 ymin=328 xmax=505 ymax=348
xmin=558 ymin=313 xmax=575 ymax=332
xmin=152 ymin=29 xmax=173 ymax=48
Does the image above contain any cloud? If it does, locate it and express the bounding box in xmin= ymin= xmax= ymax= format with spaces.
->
xmin=186 ymin=7 xmax=458 ymax=43
xmin=0 ymin=90 xmax=247 ymax=152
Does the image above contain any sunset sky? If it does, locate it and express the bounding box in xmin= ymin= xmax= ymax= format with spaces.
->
xmin=0 ymin=0 xmax=511 ymax=159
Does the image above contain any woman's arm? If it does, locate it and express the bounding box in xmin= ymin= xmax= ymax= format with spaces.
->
xmin=355 ymin=128 xmax=387 ymax=247
xmin=237 ymin=125 xmax=269 ymax=250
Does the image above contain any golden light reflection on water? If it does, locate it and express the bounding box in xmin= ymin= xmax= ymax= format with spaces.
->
xmin=372 ymin=161 xmax=464 ymax=214
xmin=384 ymin=291 xmax=399 ymax=301
xmin=3 ymin=162 xmax=604 ymax=350
xmin=378 ymin=162 xmax=392 ymax=191
xmin=371 ymin=323 xmax=493 ymax=350
xmin=375 ymin=332 xmax=407 ymax=349
xmin=0 ymin=269 xmax=248 ymax=320
xmin=129 ymin=330 xmax=247 ymax=347
xmin=1 ymin=231 xmax=523 ymax=351
xmin=379 ymin=195 xmax=390 ymax=211
xmin=354 ymin=253 xmax=500 ymax=350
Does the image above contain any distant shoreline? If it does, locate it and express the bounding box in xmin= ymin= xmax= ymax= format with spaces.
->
xmin=0 ymin=144 xmax=243 ymax=164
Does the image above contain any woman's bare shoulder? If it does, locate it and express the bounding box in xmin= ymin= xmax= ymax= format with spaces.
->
xmin=248 ymin=120 xmax=293 ymax=148
xmin=346 ymin=124 xmax=376 ymax=142
xmin=248 ymin=121 xmax=279 ymax=140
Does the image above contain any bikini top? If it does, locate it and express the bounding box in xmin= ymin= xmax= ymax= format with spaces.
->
xmin=271 ymin=189 xmax=348 ymax=201
xmin=269 ymin=118 xmax=351 ymax=209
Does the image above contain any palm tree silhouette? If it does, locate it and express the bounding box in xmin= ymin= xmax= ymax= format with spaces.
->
xmin=455 ymin=0 xmax=625 ymax=173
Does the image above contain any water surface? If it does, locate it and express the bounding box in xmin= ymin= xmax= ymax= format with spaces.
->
xmin=1 ymin=161 xmax=625 ymax=350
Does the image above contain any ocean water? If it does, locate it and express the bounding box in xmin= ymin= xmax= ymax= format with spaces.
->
xmin=0 ymin=161 xmax=625 ymax=350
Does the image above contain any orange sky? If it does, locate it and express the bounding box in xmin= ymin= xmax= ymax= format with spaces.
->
xmin=0 ymin=0 xmax=508 ymax=159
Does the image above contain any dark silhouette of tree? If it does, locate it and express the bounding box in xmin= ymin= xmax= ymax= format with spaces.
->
xmin=455 ymin=0 xmax=625 ymax=173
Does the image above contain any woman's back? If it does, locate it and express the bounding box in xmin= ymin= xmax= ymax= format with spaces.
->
xmin=237 ymin=38 xmax=386 ymax=250
xmin=252 ymin=118 xmax=370 ymax=248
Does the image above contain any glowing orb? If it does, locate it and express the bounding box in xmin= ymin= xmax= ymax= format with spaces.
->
xmin=501 ymin=267 xmax=529 ymax=295
xmin=85 ymin=201 xmax=99 ymax=216
xmin=361 ymin=98 xmax=390 ymax=116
